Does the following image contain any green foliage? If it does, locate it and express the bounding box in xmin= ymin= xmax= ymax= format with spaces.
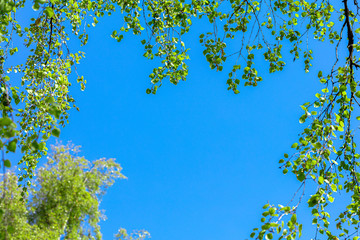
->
xmin=1 ymin=0 xmax=360 ymax=239
xmin=0 ymin=144 xmax=149 ymax=240
xmin=115 ymin=228 xmax=151 ymax=240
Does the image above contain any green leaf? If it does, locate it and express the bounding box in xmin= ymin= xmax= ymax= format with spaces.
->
xmin=291 ymin=143 xmax=298 ymax=148
xmin=320 ymin=78 xmax=327 ymax=83
xmin=7 ymin=139 xmax=17 ymax=152
xmin=265 ymin=233 xmax=273 ymax=240
xmin=3 ymin=159 xmax=10 ymax=168
xmin=269 ymin=208 xmax=275 ymax=214
xmin=356 ymin=91 xmax=360 ymax=98
xmin=52 ymin=128 xmax=60 ymax=137
xmin=299 ymin=115 xmax=306 ymax=124
xmin=32 ymin=2 xmax=40 ymax=11
xmin=314 ymin=142 xmax=322 ymax=149
xmin=297 ymin=172 xmax=305 ymax=181
xmin=0 ymin=117 xmax=12 ymax=126
xmin=318 ymin=176 xmax=324 ymax=184
xmin=48 ymin=106 xmax=61 ymax=119
xmin=44 ymin=7 xmax=54 ymax=17
xmin=31 ymin=141 xmax=40 ymax=150
xmin=55 ymin=109 xmax=61 ymax=119
xmin=291 ymin=214 xmax=297 ymax=223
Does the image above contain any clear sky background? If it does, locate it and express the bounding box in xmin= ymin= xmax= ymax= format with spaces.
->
xmin=20 ymin=7 xmax=344 ymax=240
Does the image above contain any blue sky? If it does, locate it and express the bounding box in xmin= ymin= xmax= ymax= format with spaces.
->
xmin=55 ymin=13 xmax=332 ymax=239
xmin=18 ymin=6 xmax=343 ymax=240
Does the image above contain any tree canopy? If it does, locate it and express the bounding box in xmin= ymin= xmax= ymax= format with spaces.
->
xmin=0 ymin=143 xmax=150 ymax=239
xmin=0 ymin=0 xmax=360 ymax=239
